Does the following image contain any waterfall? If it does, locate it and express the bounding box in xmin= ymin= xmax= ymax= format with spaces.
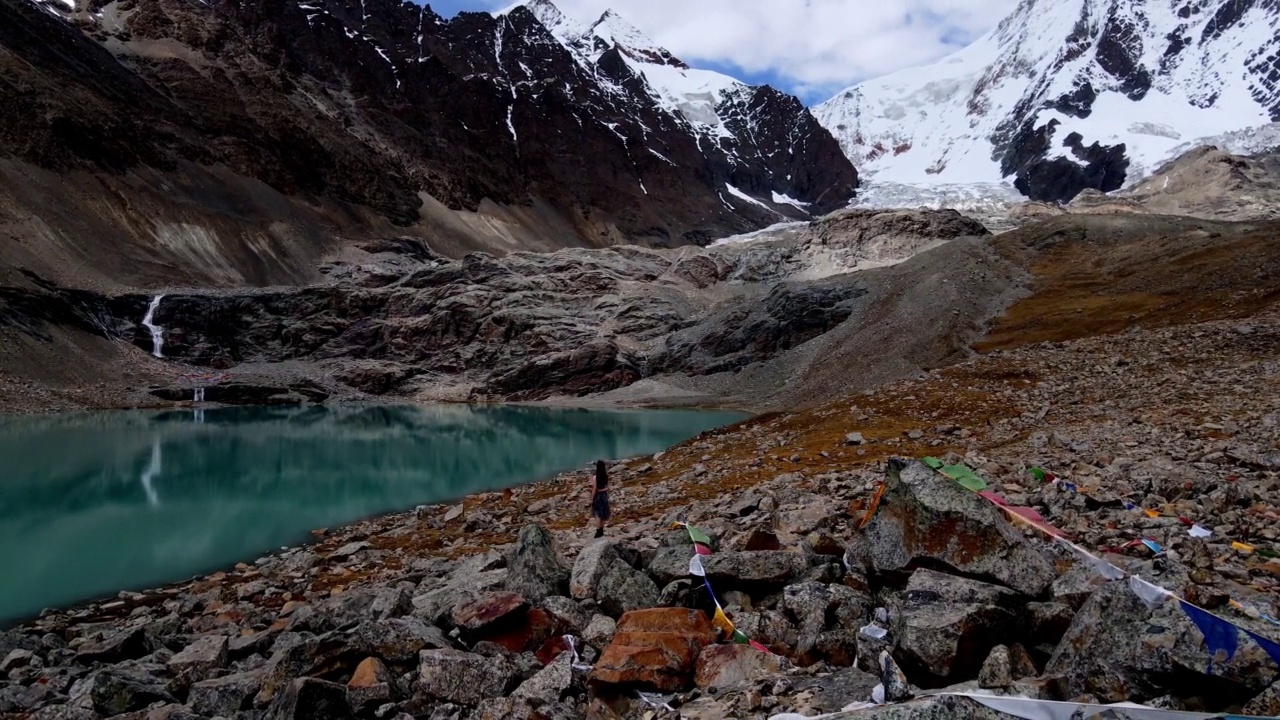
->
xmin=193 ymin=387 xmax=205 ymax=403
xmin=141 ymin=295 xmax=166 ymax=358
xmin=138 ymin=438 xmax=162 ymax=508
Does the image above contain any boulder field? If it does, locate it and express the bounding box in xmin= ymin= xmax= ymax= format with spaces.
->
xmin=3 ymin=455 xmax=1276 ymax=719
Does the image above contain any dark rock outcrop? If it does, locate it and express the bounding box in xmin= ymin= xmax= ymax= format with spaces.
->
xmin=0 ymin=0 xmax=857 ymax=284
xmin=0 ymin=207 xmax=995 ymax=408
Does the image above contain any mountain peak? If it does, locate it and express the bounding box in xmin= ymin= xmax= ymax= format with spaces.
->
xmin=499 ymin=0 xmax=587 ymax=40
xmin=585 ymin=6 xmax=683 ymax=67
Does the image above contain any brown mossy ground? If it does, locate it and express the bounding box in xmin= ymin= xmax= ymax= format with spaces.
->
xmin=52 ymin=217 xmax=1280 ymax=614
xmin=325 ymin=219 xmax=1280 ymax=575
xmin=977 ymin=219 xmax=1280 ymax=352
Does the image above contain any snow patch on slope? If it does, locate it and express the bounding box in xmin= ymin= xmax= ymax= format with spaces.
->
xmin=499 ymin=1 xmax=747 ymax=143
xmin=724 ymin=184 xmax=773 ymax=212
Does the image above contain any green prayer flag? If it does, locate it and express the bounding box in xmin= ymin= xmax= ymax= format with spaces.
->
xmin=921 ymin=457 xmax=944 ymax=469
xmin=940 ymin=465 xmax=988 ymax=492
xmin=1028 ymin=467 xmax=1047 ymax=483
xmin=686 ymin=525 xmax=712 ymax=546
xmin=732 ymin=630 xmax=750 ymax=644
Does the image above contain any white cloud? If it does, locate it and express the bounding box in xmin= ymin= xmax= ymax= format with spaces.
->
xmin=488 ymin=0 xmax=1020 ymax=99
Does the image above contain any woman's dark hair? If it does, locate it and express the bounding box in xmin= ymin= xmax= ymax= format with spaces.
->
xmin=595 ymin=460 xmax=608 ymax=488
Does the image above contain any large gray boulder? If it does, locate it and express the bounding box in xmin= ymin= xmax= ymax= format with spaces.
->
xmin=265 ymin=678 xmax=354 ymax=720
xmin=416 ymin=649 xmax=518 ymax=706
xmin=350 ymin=617 xmax=451 ymax=663
xmin=504 ymin=525 xmax=570 ymax=603
xmin=413 ymin=568 xmax=508 ymax=628
xmin=567 ymin=540 xmax=658 ymax=616
xmin=510 ymin=651 xmax=585 ymax=708
xmin=595 ymin=563 xmax=661 ymax=618
xmin=86 ymin=667 xmax=176 ymax=716
xmin=731 ymin=610 xmax=800 ymax=655
xmin=861 ymin=459 xmax=1055 ymax=596
xmin=569 ymin=540 xmax=622 ymax=600
xmin=540 ymin=596 xmax=593 ymax=636
xmin=315 ymin=586 xmax=412 ymax=626
xmin=166 ymin=635 xmax=228 ymax=683
xmin=891 ymin=568 xmax=1020 ymax=684
xmin=1046 ymin=580 xmax=1279 ymax=703
xmin=74 ymin=626 xmax=152 ymax=664
xmin=702 ymin=551 xmax=812 ymax=587
xmin=188 ymin=669 xmax=265 ymax=716
xmin=782 ymin=582 xmax=872 ymax=665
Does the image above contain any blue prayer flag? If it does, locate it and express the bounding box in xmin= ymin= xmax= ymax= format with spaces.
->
xmin=1180 ymin=601 xmax=1239 ymax=672
xmin=1244 ymin=628 xmax=1280 ymax=668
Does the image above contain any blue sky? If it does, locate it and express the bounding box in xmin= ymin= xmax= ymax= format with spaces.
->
xmin=418 ymin=0 xmax=1016 ymax=105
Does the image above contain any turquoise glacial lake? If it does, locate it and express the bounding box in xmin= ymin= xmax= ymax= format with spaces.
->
xmin=0 ymin=404 xmax=744 ymax=624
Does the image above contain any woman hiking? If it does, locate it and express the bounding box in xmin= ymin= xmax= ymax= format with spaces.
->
xmin=589 ymin=459 xmax=611 ymax=538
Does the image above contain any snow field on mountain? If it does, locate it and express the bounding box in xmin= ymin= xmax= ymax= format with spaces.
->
xmin=815 ymin=0 xmax=1280 ymax=196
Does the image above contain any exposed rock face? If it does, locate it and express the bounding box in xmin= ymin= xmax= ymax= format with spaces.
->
xmin=0 ymin=207 xmax=1000 ymax=410
xmin=0 ymin=0 xmax=857 ymax=291
xmin=84 ymin=668 xmax=176 ymax=716
xmin=266 ymin=678 xmax=353 ymax=720
xmin=188 ymin=671 xmax=265 ymax=717
xmin=859 ymin=460 xmax=1055 ymax=596
xmin=1053 ymin=145 xmax=1280 ymax=222
xmin=166 ymin=635 xmax=228 ymax=683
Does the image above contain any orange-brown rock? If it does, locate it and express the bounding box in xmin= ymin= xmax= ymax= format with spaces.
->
xmin=694 ymin=644 xmax=786 ymax=690
xmin=348 ymin=657 xmax=393 ymax=689
xmin=590 ymin=608 xmax=715 ymax=692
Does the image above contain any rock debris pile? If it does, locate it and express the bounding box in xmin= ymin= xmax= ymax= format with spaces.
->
xmin=2 ymin=310 xmax=1279 ymax=720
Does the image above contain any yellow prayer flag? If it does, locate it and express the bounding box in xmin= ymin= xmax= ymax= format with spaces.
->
xmin=1143 ymin=509 xmax=1160 ymax=518
xmin=1231 ymin=541 xmax=1256 ymax=554
xmin=712 ymin=606 xmax=735 ymax=636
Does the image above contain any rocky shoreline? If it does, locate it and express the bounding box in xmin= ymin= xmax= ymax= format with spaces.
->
xmin=3 ymin=307 xmax=1279 ymax=719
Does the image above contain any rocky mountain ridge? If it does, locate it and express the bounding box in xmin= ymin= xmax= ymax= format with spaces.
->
xmin=0 ymin=0 xmax=855 ymax=289
xmin=0 ymin=208 xmax=1001 ymax=413
xmin=815 ymin=0 xmax=1280 ymax=204
xmin=1009 ymin=143 xmax=1280 ymax=224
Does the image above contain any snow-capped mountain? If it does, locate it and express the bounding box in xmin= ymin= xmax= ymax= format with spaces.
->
xmin=3 ymin=0 xmax=855 ymax=256
xmin=497 ymin=0 xmax=854 ymax=216
xmin=814 ymin=0 xmax=1280 ymax=203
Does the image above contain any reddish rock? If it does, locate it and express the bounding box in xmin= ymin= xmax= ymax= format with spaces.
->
xmin=451 ymin=591 xmax=527 ymax=632
xmin=694 ymin=644 xmax=786 ymax=689
xmin=536 ymin=635 xmax=575 ymax=666
xmin=590 ymin=608 xmax=715 ymax=692
xmin=480 ymin=607 xmax=563 ymax=654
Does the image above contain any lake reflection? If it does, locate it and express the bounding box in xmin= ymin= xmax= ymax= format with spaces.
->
xmin=0 ymin=404 xmax=744 ymax=624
